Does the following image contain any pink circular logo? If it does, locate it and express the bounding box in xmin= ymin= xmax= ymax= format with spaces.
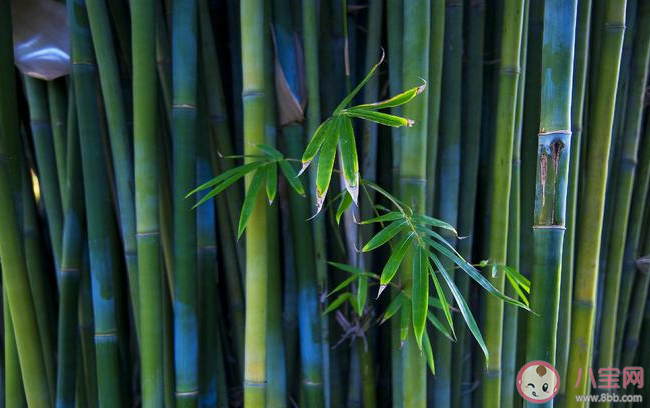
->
xmin=516 ymin=361 xmax=560 ymax=403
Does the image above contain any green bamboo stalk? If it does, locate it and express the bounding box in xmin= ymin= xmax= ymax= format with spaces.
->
xmin=85 ymin=0 xmax=140 ymax=340
xmin=387 ymin=1 xmax=404 ymax=406
xmin=620 ymin=256 xmax=650 ymax=368
xmin=241 ymin=0 xmax=268 ymax=405
xmin=301 ymin=1 xmax=331 ymax=404
xmin=566 ymin=1 xmax=627 ymax=403
xmin=454 ymin=2 xmax=485 ymax=406
xmin=69 ymin=0 xmax=123 ymax=405
xmin=171 ymin=0 xmax=199 ymax=405
xmin=133 ymin=0 xmax=164 ymax=405
xmin=615 ymin=119 xmax=650 ymax=366
xmin=24 ymin=76 xmax=64 ymax=278
xmin=196 ymin=96 xmax=220 ymax=407
xmin=56 ymin=86 xmax=83 ymax=408
xmin=481 ymin=2 xmax=524 ymax=406
xmin=0 ymin=3 xmax=52 ymax=406
xmin=401 ymin=1 xmax=430 ymax=407
xmin=78 ymin=253 xmax=99 ymax=408
xmin=198 ymin=0 xmax=246 ymax=372
xmin=4 ymin=290 xmax=26 ymax=408
xmin=525 ymin=2 xmax=577 ymax=407
xmin=46 ymin=78 xmax=68 ymax=199
xmin=22 ymin=163 xmax=57 ymax=404
xmin=433 ymin=1 xmax=461 ymax=403
xmin=596 ymin=0 xmax=650 ymax=383
xmin=501 ymin=2 xmax=528 ymax=406
xmin=556 ymin=0 xmax=591 ymax=398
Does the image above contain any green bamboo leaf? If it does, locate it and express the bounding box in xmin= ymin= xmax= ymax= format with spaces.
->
xmin=413 ymin=214 xmax=458 ymax=235
xmin=351 ymin=83 xmax=426 ymax=110
xmin=328 ymin=261 xmax=363 ymax=275
xmin=412 ymin=246 xmax=428 ymax=348
xmin=193 ymin=171 xmax=247 ymax=208
xmin=343 ymin=108 xmax=413 ymax=127
xmin=324 ymin=293 xmax=352 ymax=314
xmin=336 ymin=191 xmax=353 ymax=224
xmin=300 ymin=118 xmax=332 ymax=175
xmin=429 ymin=253 xmax=489 ymax=363
xmin=505 ymin=272 xmax=529 ymax=307
xmin=503 ymin=265 xmax=531 ymax=292
xmin=427 ymin=261 xmax=456 ymax=339
xmin=334 ymin=50 xmax=385 ymax=113
xmin=423 ymin=237 xmax=528 ymax=309
xmin=339 ymin=116 xmax=360 ymax=203
xmin=266 ymin=162 xmax=277 ymax=204
xmin=422 ymin=329 xmax=436 ymax=375
xmin=381 ymin=293 xmax=404 ymax=323
xmin=278 ymin=160 xmax=305 ymax=196
xmin=362 ymin=220 xmax=407 ymax=252
xmin=187 ymin=160 xmax=266 ymax=197
xmin=360 ymin=211 xmax=404 ymax=225
xmin=315 ymin=117 xmax=340 ymax=213
xmin=427 ymin=311 xmax=455 ymax=342
xmin=328 ymin=275 xmax=358 ymax=298
xmin=257 ymin=143 xmax=283 ymax=160
xmin=356 ymin=275 xmax=368 ymax=316
xmin=237 ymin=168 xmax=266 ymax=238
xmin=379 ymin=232 xmax=414 ymax=287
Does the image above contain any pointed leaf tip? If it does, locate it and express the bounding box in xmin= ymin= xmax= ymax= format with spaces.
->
xmin=377 ymin=284 xmax=388 ymax=299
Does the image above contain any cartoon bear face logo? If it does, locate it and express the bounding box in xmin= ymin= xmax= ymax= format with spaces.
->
xmin=517 ymin=361 xmax=559 ymax=403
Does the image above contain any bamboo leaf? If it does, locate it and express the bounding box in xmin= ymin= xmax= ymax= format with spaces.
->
xmin=351 ymin=83 xmax=426 ymax=110
xmin=315 ymin=117 xmax=340 ymax=213
xmin=187 ymin=160 xmax=266 ymax=197
xmin=336 ymin=191 xmax=353 ymax=224
xmin=334 ymin=50 xmax=385 ymax=113
xmin=379 ymin=232 xmax=414 ymax=286
xmin=324 ymin=293 xmax=352 ymax=314
xmin=300 ymin=118 xmax=332 ymax=175
xmin=412 ymin=246 xmax=428 ymax=348
xmin=360 ymin=211 xmax=404 ymax=225
xmin=328 ymin=261 xmax=363 ymax=275
xmin=193 ymin=171 xmax=248 ymax=208
xmin=423 ymin=237 xmax=528 ymax=309
xmin=413 ymin=214 xmax=458 ymax=235
xmin=429 ymin=253 xmax=489 ymax=363
xmin=257 ymin=143 xmax=283 ymax=160
xmin=427 ymin=310 xmax=455 ymax=342
xmin=505 ymin=272 xmax=529 ymax=307
xmin=362 ymin=220 xmax=407 ymax=252
xmin=381 ymin=293 xmax=404 ymax=323
xmin=422 ymin=329 xmax=435 ymax=375
xmin=328 ymin=275 xmax=358 ymax=298
xmin=503 ymin=265 xmax=531 ymax=293
xmin=237 ymin=168 xmax=266 ymax=238
xmin=266 ymin=162 xmax=277 ymax=204
xmin=356 ymin=276 xmax=368 ymax=316
xmin=427 ymin=261 xmax=456 ymax=339
xmin=339 ymin=116 xmax=359 ymax=203
xmin=343 ymin=108 xmax=413 ymax=127
xmin=278 ymin=160 xmax=305 ymax=196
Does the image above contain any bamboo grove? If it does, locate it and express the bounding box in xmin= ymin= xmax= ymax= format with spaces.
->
xmin=2 ymin=0 xmax=650 ymax=407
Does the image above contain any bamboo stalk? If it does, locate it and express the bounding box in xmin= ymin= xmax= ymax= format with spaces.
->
xmin=0 ymin=3 xmax=52 ymax=406
xmin=56 ymin=86 xmax=83 ymax=408
xmin=133 ymin=0 xmax=164 ymax=405
xmin=454 ymin=2 xmax=485 ymax=406
xmin=241 ymin=0 xmax=269 ymax=405
xmin=620 ymin=256 xmax=650 ymax=368
xmin=597 ymin=0 xmax=650 ymax=382
xmin=171 ymin=0 xmax=199 ymax=405
xmin=556 ymin=1 xmax=591 ymax=398
xmin=86 ymin=0 xmax=140 ymax=340
xmin=69 ymin=0 xmax=123 ymax=405
xmin=4 ymin=292 xmax=27 ymax=408
xmin=46 ymin=78 xmax=69 ymax=200
xmin=24 ymin=76 xmax=64 ymax=278
xmin=481 ymin=2 xmax=524 ymax=406
xmin=401 ymin=0 xmax=430 ymax=406
xmin=501 ymin=2 xmax=528 ymax=406
xmin=78 ymin=252 xmax=99 ymax=408
xmin=566 ymin=1 xmax=627 ymax=402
